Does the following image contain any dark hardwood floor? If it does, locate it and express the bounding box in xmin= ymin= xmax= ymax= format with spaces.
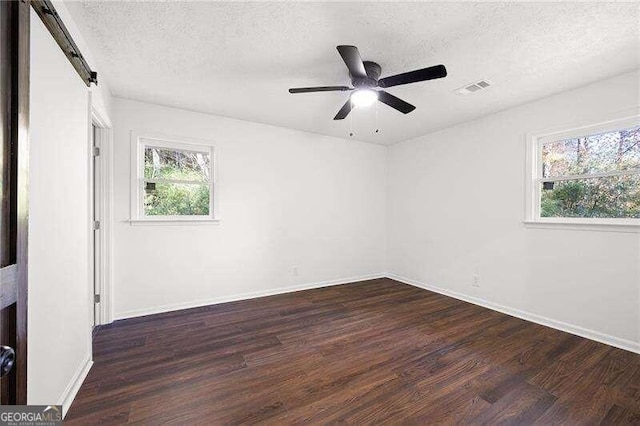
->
xmin=65 ymin=278 xmax=640 ymax=424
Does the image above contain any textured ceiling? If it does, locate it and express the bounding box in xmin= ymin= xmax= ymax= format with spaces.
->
xmin=66 ymin=1 xmax=640 ymax=145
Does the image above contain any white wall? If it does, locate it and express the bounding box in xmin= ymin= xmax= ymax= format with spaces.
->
xmin=111 ymin=98 xmax=387 ymax=318
xmin=388 ymin=70 xmax=640 ymax=352
xmin=28 ymin=4 xmax=112 ymax=412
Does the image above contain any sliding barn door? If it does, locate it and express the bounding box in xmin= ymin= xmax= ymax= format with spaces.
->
xmin=0 ymin=0 xmax=30 ymax=405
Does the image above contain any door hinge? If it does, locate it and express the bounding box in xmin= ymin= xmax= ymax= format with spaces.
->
xmin=93 ymin=220 xmax=100 ymax=230
xmin=94 ymin=294 xmax=101 ymax=303
xmin=92 ymin=146 xmax=100 ymax=157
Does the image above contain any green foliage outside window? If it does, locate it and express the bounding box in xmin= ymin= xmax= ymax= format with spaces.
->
xmin=540 ymin=126 xmax=640 ymax=219
xmin=145 ymin=182 xmax=210 ymax=216
xmin=540 ymin=175 xmax=640 ymax=218
xmin=143 ymin=146 xmax=211 ymax=216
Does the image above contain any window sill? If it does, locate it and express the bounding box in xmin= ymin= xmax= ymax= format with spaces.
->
xmin=523 ymin=220 xmax=640 ymax=233
xmin=128 ymin=218 xmax=221 ymax=226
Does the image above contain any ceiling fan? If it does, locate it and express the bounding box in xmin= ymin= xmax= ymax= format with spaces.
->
xmin=289 ymin=45 xmax=447 ymax=120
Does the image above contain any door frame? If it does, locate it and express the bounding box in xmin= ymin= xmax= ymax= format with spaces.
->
xmin=90 ymin=105 xmax=112 ymax=326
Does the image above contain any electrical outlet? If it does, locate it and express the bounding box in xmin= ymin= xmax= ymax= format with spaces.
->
xmin=472 ymin=274 xmax=480 ymax=287
xmin=291 ymin=267 xmax=299 ymax=276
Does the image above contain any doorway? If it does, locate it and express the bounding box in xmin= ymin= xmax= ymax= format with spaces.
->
xmin=90 ymin=110 xmax=111 ymax=328
xmin=91 ymin=123 xmax=100 ymax=327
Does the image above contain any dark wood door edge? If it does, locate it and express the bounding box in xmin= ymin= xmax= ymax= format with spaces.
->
xmin=14 ymin=0 xmax=30 ymax=406
xmin=0 ymin=0 xmax=29 ymax=406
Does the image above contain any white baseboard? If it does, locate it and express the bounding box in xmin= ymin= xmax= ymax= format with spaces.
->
xmin=59 ymin=355 xmax=93 ymax=418
xmin=114 ymin=273 xmax=386 ymax=321
xmin=387 ymin=273 xmax=640 ymax=355
xmin=113 ymin=272 xmax=639 ymax=354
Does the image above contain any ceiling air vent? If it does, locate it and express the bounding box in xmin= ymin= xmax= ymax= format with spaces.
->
xmin=455 ymin=79 xmax=492 ymax=95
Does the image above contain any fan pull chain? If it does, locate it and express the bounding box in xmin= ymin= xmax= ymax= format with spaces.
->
xmin=349 ymin=98 xmax=354 ymax=138
xmin=375 ymin=101 xmax=380 ymax=135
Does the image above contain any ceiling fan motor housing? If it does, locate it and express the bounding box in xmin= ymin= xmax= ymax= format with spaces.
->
xmin=352 ymin=61 xmax=382 ymax=88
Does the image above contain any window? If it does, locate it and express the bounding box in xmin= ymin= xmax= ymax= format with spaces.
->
xmin=526 ymin=116 xmax=640 ymax=228
xmin=131 ymin=133 xmax=217 ymax=222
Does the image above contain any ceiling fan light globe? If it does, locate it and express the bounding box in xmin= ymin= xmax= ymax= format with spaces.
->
xmin=351 ymin=89 xmax=378 ymax=108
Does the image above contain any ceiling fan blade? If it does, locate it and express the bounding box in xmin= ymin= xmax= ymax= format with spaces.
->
xmin=336 ymin=45 xmax=367 ymax=79
xmin=378 ymin=64 xmax=447 ymax=88
xmin=289 ymin=86 xmax=352 ymax=94
xmin=377 ymin=91 xmax=416 ymax=114
xmin=333 ymin=98 xmax=353 ymax=120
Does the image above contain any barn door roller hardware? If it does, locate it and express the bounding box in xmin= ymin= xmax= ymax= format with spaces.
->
xmin=31 ymin=0 xmax=98 ymax=87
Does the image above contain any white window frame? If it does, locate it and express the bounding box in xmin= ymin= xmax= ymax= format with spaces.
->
xmin=130 ymin=131 xmax=219 ymax=225
xmin=525 ymin=113 xmax=640 ymax=232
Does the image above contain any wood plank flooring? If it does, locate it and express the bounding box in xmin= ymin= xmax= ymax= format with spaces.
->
xmin=65 ymin=278 xmax=640 ymax=424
